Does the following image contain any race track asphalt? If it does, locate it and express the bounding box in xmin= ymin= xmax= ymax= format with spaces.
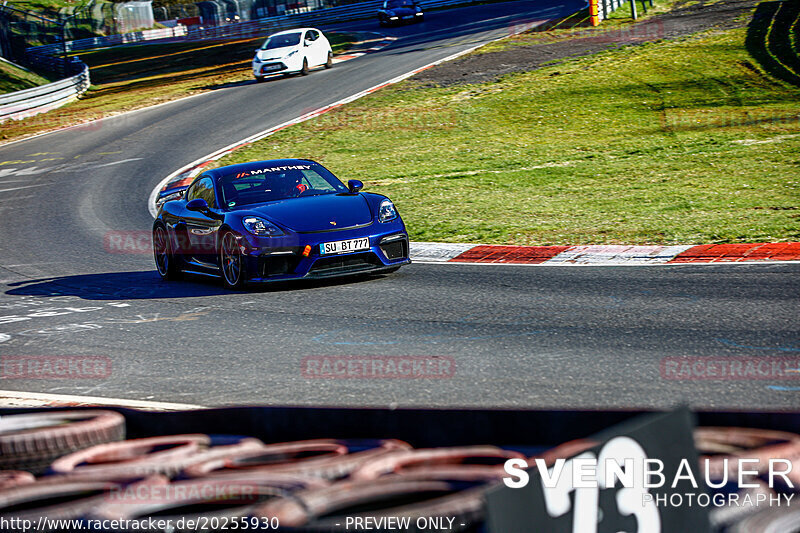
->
xmin=0 ymin=0 xmax=798 ymax=410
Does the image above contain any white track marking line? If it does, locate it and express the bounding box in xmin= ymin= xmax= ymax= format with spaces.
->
xmin=0 ymin=389 xmax=206 ymax=410
xmin=545 ymin=245 xmax=694 ymax=264
xmin=0 ymin=39 xmax=392 ymax=150
xmin=0 ymin=184 xmax=49 ymax=193
xmin=410 ymin=242 xmax=478 ymax=262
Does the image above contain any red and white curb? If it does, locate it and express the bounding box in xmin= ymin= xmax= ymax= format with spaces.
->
xmin=0 ymin=390 xmax=205 ymax=411
xmin=333 ymin=34 xmax=398 ymax=62
xmin=410 ymin=242 xmax=800 ymax=265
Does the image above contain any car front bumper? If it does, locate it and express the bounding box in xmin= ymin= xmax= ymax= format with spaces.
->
xmin=253 ymin=54 xmax=304 ymax=77
xmin=238 ymin=223 xmax=411 ymax=283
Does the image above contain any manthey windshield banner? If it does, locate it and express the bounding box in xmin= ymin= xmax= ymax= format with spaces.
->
xmin=486 ymin=408 xmax=715 ymax=533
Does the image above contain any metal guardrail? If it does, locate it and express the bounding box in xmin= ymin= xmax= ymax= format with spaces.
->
xmin=27 ymin=0 xmax=486 ymax=55
xmin=0 ymin=60 xmax=90 ymax=122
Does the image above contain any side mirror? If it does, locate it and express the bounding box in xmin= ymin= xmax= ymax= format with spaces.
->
xmin=348 ymin=180 xmax=363 ymax=194
xmin=186 ymin=198 xmax=209 ymax=212
xmin=254 ymin=48 xmax=261 ymax=53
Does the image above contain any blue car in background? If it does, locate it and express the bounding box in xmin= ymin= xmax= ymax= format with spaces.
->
xmin=153 ymin=159 xmax=410 ymax=289
xmin=378 ymin=0 xmax=424 ymax=26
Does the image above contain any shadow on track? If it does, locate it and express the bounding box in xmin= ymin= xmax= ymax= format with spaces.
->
xmin=4 ymin=270 xmax=396 ymax=300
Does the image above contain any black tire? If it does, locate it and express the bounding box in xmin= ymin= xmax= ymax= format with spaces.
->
xmin=300 ymin=57 xmax=309 ymax=76
xmin=219 ymin=231 xmax=247 ymax=290
xmin=325 ymin=51 xmax=333 ymax=69
xmin=50 ymin=434 xmax=211 ymax=480
xmin=0 ymin=470 xmax=35 ymax=489
xmin=153 ymin=225 xmax=182 ymax=281
xmin=0 ymin=478 xmax=141 ymax=524
xmin=255 ymin=75 xmax=265 ymax=83
xmin=0 ymin=411 xmax=125 ymax=474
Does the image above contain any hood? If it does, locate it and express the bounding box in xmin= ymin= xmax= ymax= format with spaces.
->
xmin=246 ymin=194 xmax=373 ymax=232
xmin=257 ymin=46 xmax=297 ymax=61
xmin=387 ymin=6 xmax=417 ymax=14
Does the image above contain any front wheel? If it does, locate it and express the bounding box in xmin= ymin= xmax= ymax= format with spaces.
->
xmin=153 ymin=225 xmax=182 ymax=281
xmin=300 ymin=58 xmax=309 ymax=76
xmin=325 ymin=52 xmax=333 ymax=69
xmin=219 ymin=231 xmax=247 ymax=290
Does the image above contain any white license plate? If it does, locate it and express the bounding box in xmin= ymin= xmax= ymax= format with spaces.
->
xmin=403 ymin=15 xmax=414 ymax=19
xmin=262 ymin=65 xmax=281 ymax=72
xmin=320 ymin=237 xmax=370 ymax=255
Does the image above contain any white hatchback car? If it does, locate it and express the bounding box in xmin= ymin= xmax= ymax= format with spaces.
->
xmin=252 ymin=28 xmax=333 ymax=81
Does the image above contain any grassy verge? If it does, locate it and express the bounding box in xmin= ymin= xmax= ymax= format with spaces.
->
xmin=0 ymin=32 xmax=358 ymax=142
xmin=217 ymin=25 xmax=800 ymax=245
xmin=476 ymin=0 xmax=682 ymax=53
xmin=0 ymin=59 xmax=52 ymax=94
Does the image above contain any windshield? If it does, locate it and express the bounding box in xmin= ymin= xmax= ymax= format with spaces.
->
xmin=386 ymin=0 xmax=415 ymax=7
xmin=218 ymin=163 xmax=348 ymax=208
xmin=261 ymin=32 xmax=301 ymax=50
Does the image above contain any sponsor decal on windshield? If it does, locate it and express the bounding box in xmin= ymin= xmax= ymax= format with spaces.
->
xmin=234 ymin=165 xmax=311 ymax=179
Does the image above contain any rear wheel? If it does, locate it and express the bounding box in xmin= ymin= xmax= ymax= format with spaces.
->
xmin=325 ymin=52 xmax=333 ymax=69
xmin=220 ymin=231 xmax=246 ymax=290
xmin=300 ymin=58 xmax=309 ymax=75
xmin=153 ymin=225 xmax=181 ymax=281
xmin=255 ymin=75 xmax=265 ymax=83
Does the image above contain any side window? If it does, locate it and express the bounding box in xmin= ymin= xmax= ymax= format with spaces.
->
xmin=187 ymin=177 xmax=216 ymax=208
xmin=301 ymin=169 xmax=331 ymax=190
xmin=310 ymin=30 xmax=319 ymax=41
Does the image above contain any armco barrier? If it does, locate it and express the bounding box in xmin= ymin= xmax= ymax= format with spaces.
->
xmin=0 ymin=60 xmax=91 ymax=123
xmin=27 ymin=0 xmax=491 ymax=55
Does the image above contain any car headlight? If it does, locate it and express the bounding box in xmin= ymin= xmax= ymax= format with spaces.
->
xmin=243 ymin=216 xmax=284 ymax=236
xmin=286 ymin=50 xmax=298 ymax=58
xmin=378 ymin=199 xmax=398 ymax=222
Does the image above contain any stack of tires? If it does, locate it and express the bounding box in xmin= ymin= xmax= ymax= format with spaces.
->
xmin=0 ymin=411 xmax=798 ymax=532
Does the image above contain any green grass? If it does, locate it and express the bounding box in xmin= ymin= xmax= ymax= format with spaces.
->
xmin=0 ymin=32 xmax=359 ymax=142
xmin=0 ymin=59 xmax=52 ymax=94
xmin=217 ymin=26 xmax=800 ymax=245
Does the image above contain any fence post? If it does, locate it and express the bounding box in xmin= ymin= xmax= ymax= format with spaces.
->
xmin=630 ymin=0 xmax=638 ymax=19
xmin=590 ymin=0 xmax=600 ymax=26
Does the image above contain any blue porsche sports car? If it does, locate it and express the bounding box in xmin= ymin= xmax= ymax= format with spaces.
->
xmin=153 ymin=159 xmax=410 ymax=289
